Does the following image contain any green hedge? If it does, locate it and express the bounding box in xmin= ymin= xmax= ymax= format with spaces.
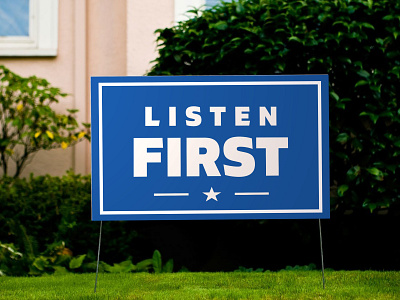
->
xmin=149 ymin=0 xmax=400 ymax=212
xmin=0 ymin=172 xmax=91 ymax=255
xmin=0 ymin=172 xmax=144 ymax=275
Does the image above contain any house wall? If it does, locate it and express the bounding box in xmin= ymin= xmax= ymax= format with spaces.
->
xmin=0 ymin=0 xmax=176 ymax=177
xmin=127 ymin=0 xmax=174 ymax=75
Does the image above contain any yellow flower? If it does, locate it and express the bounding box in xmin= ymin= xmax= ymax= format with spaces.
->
xmin=17 ymin=104 xmax=23 ymax=111
xmin=46 ymin=131 xmax=54 ymax=139
xmin=78 ymin=131 xmax=85 ymax=139
xmin=61 ymin=142 xmax=68 ymax=149
xmin=34 ymin=131 xmax=41 ymax=138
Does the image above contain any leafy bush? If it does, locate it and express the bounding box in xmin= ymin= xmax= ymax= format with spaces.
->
xmin=0 ymin=172 xmax=147 ymax=275
xmin=0 ymin=235 xmax=172 ymax=276
xmin=0 ymin=65 xmax=90 ymax=177
xmin=0 ymin=242 xmax=23 ymax=276
xmin=149 ymin=0 xmax=400 ymax=212
xmin=27 ymin=243 xmax=170 ymax=276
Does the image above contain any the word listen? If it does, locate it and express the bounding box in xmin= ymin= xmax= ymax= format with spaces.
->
xmin=133 ymin=106 xmax=288 ymax=178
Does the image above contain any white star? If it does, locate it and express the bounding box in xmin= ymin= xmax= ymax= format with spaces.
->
xmin=203 ymin=187 xmax=221 ymax=201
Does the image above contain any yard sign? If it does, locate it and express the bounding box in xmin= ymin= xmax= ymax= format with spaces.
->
xmin=91 ymin=75 xmax=329 ymax=220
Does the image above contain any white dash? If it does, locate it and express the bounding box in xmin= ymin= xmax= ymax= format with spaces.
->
xmin=154 ymin=193 xmax=189 ymax=197
xmin=235 ymin=192 xmax=270 ymax=196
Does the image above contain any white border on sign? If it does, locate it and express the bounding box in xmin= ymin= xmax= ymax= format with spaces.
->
xmin=97 ymin=81 xmax=323 ymax=215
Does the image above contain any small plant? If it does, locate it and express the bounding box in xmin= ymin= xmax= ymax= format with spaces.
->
xmin=0 ymin=65 xmax=90 ymax=178
xmin=26 ymin=247 xmax=174 ymax=276
xmin=234 ymin=266 xmax=265 ymax=273
xmin=29 ymin=241 xmax=78 ymax=275
xmin=0 ymin=242 xmax=23 ymax=276
xmin=152 ymin=249 xmax=174 ymax=273
xmin=284 ymin=263 xmax=317 ymax=271
xmin=99 ymin=258 xmax=153 ymax=273
xmin=97 ymin=250 xmax=173 ymax=274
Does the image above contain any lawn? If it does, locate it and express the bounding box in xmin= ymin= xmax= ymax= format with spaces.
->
xmin=0 ymin=271 xmax=399 ymax=299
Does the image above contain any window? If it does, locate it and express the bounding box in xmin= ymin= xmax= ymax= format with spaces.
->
xmin=0 ymin=0 xmax=30 ymax=37
xmin=0 ymin=0 xmax=58 ymax=56
xmin=205 ymin=0 xmax=231 ymax=8
xmin=175 ymin=0 xmax=232 ymax=22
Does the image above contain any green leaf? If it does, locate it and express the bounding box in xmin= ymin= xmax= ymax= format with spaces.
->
xmin=53 ymin=266 xmax=69 ymax=275
xmin=69 ymin=254 xmax=86 ymax=269
xmin=335 ymin=152 xmax=349 ymax=160
xmin=336 ymin=133 xmax=349 ymax=144
xmin=236 ymin=2 xmax=245 ymax=14
xmin=347 ymin=165 xmax=361 ymax=180
xmin=32 ymin=257 xmax=48 ymax=271
xmin=355 ymin=80 xmax=368 ymax=87
xmin=363 ymin=201 xmax=377 ymax=213
xmin=379 ymin=111 xmax=393 ymax=118
xmin=357 ymin=70 xmax=370 ymax=78
xmin=105 ymin=259 xmax=136 ymax=273
xmin=361 ymin=22 xmax=374 ymax=30
xmin=394 ymin=140 xmax=400 ymax=148
xmin=162 ymin=259 xmax=174 ymax=273
xmin=351 ymin=138 xmax=363 ymax=152
xmin=360 ymin=112 xmax=379 ymax=124
xmin=383 ymin=15 xmax=394 ymax=21
xmin=335 ymin=102 xmax=346 ymax=109
xmin=213 ymin=21 xmax=228 ymax=30
xmin=136 ymin=259 xmax=153 ymax=272
xmin=337 ymin=185 xmax=349 ymax=197
xmin=173 ymin=54 xmax=182 ymax=63
xmin=12 ymin=119 xmax=21 ymax=127
xmin=367 ymin=168 xmax=383 ymax=176
xmin=330 ymin=91 xmax=339 ymax=101
xmin=288 ymin=36 xmax=302 ymax=43
xmin=152 ymin=250 xmax=162 ymax=274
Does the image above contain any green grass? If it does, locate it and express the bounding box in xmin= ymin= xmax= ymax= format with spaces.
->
xmin=0 ymin=271 xmax=399 ymax=299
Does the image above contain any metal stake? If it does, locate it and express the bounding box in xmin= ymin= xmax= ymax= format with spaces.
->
xmin=318 ymin=219 xmax=326 ymax=289
xmin=94 ymin=221 xmax=103 ymax=293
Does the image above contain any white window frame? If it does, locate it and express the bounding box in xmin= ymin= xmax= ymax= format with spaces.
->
xmin=0 ymin=0 xmax=58 ymax=56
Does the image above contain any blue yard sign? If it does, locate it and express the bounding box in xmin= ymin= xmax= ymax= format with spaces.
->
xmin=91 ymin=75 xmax=330 ymax=220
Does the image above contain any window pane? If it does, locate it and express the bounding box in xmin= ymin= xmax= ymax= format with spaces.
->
xmin=0 ymin=0 xmax=29 ymax=37
xmin=206 ymin=0 xmax=232 ymax=7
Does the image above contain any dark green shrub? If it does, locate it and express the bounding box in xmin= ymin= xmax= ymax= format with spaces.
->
xmin=0 ymin=172 xmax=144 ymax=275
xmin=0 ymin=172 xmax=91 ymax=273
xmin=0 ymin=242 xmax=23 ymax=276
xmin=149 ymin=0 xmax=400 ymax=212
xmin=0 ymin=172 xmax=90 ymax=254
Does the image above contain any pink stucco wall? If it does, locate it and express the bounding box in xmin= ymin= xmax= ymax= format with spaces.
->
xmin=127 ymin=0 xmax=174 ymax=75
xmin=0 ymin=0 xmax=175 ymax=177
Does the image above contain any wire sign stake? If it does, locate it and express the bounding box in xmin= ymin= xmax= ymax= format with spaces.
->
xmin=319 ymin=219 xmax=326 ymax=289
xmin=94 ymin=221 xmax=103 ymax=293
